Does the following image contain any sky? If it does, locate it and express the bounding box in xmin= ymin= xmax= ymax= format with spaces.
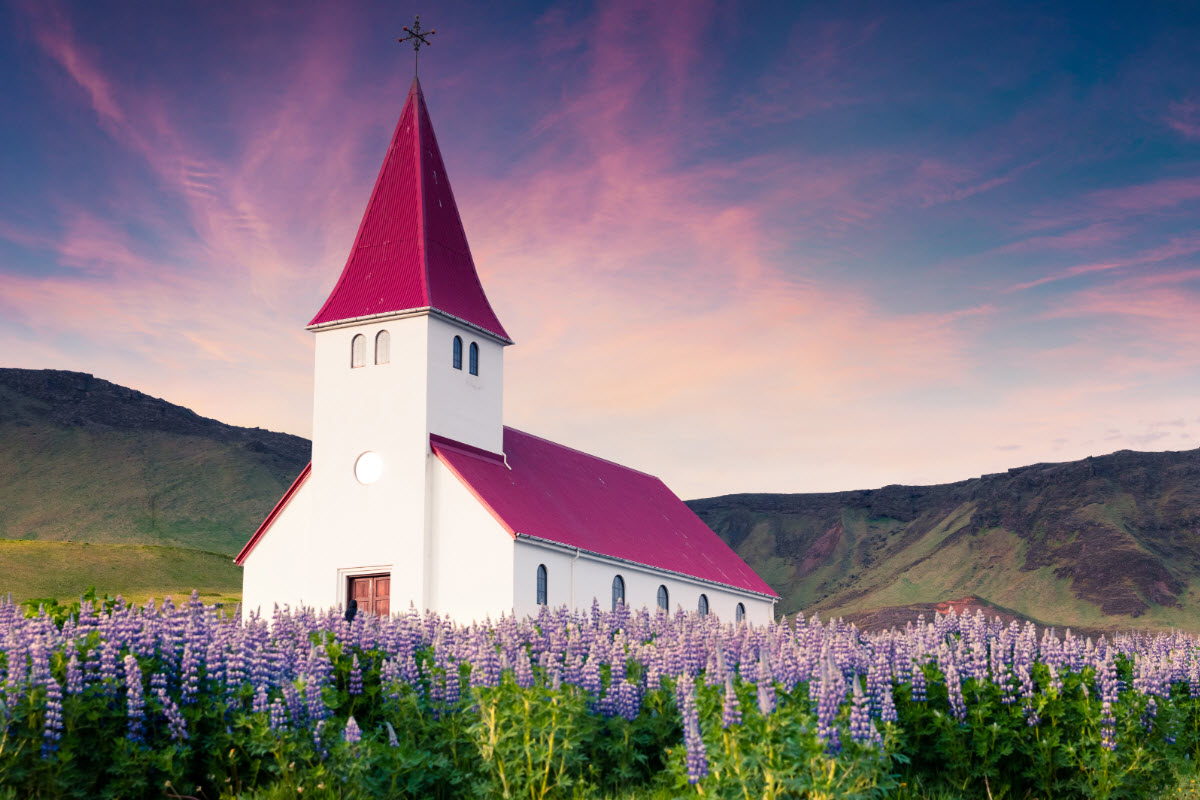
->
xmin=1 ymin=0 xmax=1199 ymax=499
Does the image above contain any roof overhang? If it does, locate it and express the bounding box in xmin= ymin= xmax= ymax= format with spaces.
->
xmin=305 ymin=307 xmax=513 ymax=346
xmin=514 ymin=532 xmax=780 ymax=602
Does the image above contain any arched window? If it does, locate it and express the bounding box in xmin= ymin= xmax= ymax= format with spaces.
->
xmin=536 ymin=564 xmax=548 ymax=606
xmin=611 ymin=575 xmax=625 ymax=611
xmin=697 ymin=594 xmax=709 ymax=616
xmin=351 ymin=334 xmax=366 ymax=368
xmin=735 ymin=602 xmax=746 ymax=623
xmin=469 ymin=342 xmax=479 ymax=375
xmin=375 ymin=330 xmax=390 ymax=365
xmin=452 ymin=336 xmax=463 ymax=370
xmin=657 ymin=585 xmax=669 ymax=611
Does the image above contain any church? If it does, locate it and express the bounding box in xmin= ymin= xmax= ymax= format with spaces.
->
xmin=236 ymin=75 xmax=778 ymax=625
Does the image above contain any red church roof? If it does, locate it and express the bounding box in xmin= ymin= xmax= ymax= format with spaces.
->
xmin=308 ymin=78 xmax=511 ymax=342
xmin=432 ymin=428 xmax=778 ymax=598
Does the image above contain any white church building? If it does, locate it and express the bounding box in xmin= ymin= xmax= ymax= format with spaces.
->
xmin=236 ymin=77 xmax=779 ymax=624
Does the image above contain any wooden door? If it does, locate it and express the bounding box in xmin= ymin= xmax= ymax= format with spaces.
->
xmin=348 ymin=574 xmax=390 ymax=617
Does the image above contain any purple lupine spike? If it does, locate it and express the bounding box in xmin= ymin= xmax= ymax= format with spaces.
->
xmin=756 ymin=648 xmax=776 ymax=716
xmin=514 ymin=647 xmax=534 ymax=689
xmin=313 ymin=719 xmax=327 ymax=760
xmin=269 ymin=697 xmax=288 ymax=732
xmin=816 ymin=653 xmax=844 ymax=755
xmin=305 ymin=674 xmax=328 ymax=722
xmin=617 ymin=680 xmax=640 ymax=721
xmin=941 ymin=647 xmax=967 ymax=722
xmin=157 ymin=687 xmax=188 ymax=742
xmin=124 ymin=655 xmax=145 ymax=743
xmin=849 ymin=676 xmax=880 ymax=747
xmin=65 ymin=652 xmax=83 ymax=697
xmin=910 ymin=657 xmax=927 ymax=702
xmin=721 ymin=673 xmax=742 ymax=729
xmin=41 ymin=677 xmax=63 ymax=758
xmin=677 ymin=672 xmax=707 ymax=784
xmin=349 ymin=653 xmax=363 ymax=695
xmin=252 ymin=684 xmax=269 ymax=714
xmin=344 ymin=715 xmax=361 ymax=744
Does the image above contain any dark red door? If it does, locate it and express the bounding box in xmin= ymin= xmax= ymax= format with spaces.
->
xmin=348 ymin=574 xmax=390 ymax=616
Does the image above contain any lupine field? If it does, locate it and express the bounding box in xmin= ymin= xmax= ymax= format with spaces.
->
xmin=4 ymin=594 xmax=1200 ymax=798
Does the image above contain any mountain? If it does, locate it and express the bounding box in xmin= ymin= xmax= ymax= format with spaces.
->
xmin=687 ymin=448 xmax=1200 ymax=633
xmin=0 ymin=368 xmax=309 ymax=557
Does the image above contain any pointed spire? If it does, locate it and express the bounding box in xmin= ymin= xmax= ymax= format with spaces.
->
xmin=309 ymin=78 xmax=511 ymax=342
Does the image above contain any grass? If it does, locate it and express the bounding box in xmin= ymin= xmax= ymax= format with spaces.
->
xmin=0 ymin=538 xmax=242 ymax=605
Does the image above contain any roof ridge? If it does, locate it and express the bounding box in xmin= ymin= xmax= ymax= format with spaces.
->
xmin=503 ymin=426 xmax=660 ymax=480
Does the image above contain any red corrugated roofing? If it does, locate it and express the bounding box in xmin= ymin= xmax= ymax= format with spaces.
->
xmin=308 ymin=78 xmax=510 ymax=342
xmin=432 ymin=428 xmax=778 ymax=597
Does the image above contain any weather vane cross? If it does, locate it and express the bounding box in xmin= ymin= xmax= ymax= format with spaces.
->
xmin=399 ymin=16 xmax=436 ymax=76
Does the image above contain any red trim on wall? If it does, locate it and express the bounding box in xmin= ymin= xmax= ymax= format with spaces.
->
xmin=234 ymin=462 xmax=312 ymax=565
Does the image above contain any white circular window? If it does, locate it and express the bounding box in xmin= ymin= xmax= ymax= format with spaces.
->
xmin=354 ymin=451 xmax=383 ymax=484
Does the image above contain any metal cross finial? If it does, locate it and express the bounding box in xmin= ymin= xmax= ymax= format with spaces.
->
xmin=399 ymin=16 xmax=436 ymax=76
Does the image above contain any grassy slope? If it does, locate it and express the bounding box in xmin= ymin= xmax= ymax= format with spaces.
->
xmin=0 ymin=421 xmax=294 ymax=555
xmin=693 ymin=448 xmax=1200 ymax=633
xmin=0 ymin=539 xmax=242 ymax=605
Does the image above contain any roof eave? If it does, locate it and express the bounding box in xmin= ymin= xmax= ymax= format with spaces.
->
xmin=514 ymin=532 xmax=781 ymax=601
xmin=306 ymin=307 xmax=514 ymax=345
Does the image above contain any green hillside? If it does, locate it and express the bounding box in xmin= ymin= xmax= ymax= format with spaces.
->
xmin=0 ymin=369 xmax=309 ymax=555
xmin=688 ymin=448 xmax=1200 ymax=633
xmin=0 ymin=539 xmax=242 ymax=605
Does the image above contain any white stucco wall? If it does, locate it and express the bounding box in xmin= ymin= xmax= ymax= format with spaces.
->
xmin=425 ymin=315 xmax=505 ymax=454
xmin=308 ymin=316 xmax=431 ymax=611
xmin=427 ymin=456 xmax=515 ymax=623
xmin=512 ymin=539 xmax=776 ymax=624
xmin=240 ymin=480 xmax=315 ymax=616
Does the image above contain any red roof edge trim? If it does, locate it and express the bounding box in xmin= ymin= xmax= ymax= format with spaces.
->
xmin=430 ymin=433 xmax=505 ymax=465
xmin=306 ymin=307 xmax=514 ymax=345
xmin=234 ymin=462 xmax=312 ymax=566
xmin=431 ymin=447 xmax=517 ymax=539
xmin=515 ymin=532 xmax=781 ymax=600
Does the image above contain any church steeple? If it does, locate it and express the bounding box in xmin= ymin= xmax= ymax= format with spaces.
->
xmin=308 ymin=77 xmax=511 ymax=343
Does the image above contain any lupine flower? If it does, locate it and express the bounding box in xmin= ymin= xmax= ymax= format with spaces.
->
xmin=252 ymin=684 xmax=269 ymax=714
xmin=849 ymin=677 xmax=880 ymax=747
xmin=910 ymin=658 xmax=927 ymax=702
xmin=677 ymin=673 xmax=707 ymax=784
xmin=41 ymin=677 xmax=63 ymax=758
xmin=756 ymin=648 xmax=776 ymax=716
xmin=124 ymin=655 xmax=145 ymax=743
xmin=65 ymin=653 xmax=82 ymax=697
xmin=348 ymin=654 xmax=363 ymax=695
xmin=269 ymin=698 xmax=288 ymax=731
xmin=722 ymin=673 xmax=742 ymax=729
xmin=157 ymin=688 xmax=188 ymax=742
xmin=312 ymin=719 xmax=327 ymax=760
xmin=344 ymin=715 xmax=361 ymax=744
xmin=816 ymin=654 xmax=844 ymax=754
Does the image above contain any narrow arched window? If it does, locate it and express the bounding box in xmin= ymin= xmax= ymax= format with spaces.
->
xmin=536 ymin=564 xmax=548 ymax=606
xmin=351 ymin=334 xmax=366 ymax=368
xmin=375 ymin=330 xmax=390 ymax=364
xmin=611 ymin=575 xmax=625 ymax=611
xmin=657 ymin=585 xmax=669 ymax=611
xmin=469 ymin=342 xmax=479 ymax=375
xmin=452 ymin=336 xmax=463 ymax=370
xmin=697 ymin=594 xmax=709 ymax=616
xmin=735 ymin=602 xmax=746 ymax=623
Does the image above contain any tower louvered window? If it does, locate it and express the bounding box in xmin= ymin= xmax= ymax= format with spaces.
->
xmin=375 ymin=330 xmax=390 ymax=364
xmin=735 ymin=603 xmax=746 ymax=623
xmin=453 ymin=336 xmax=463 ymax=369
xmin=469 ymin=342 xmax=479 ymax=375
xmin=611 ymin=575 xmax=625 ymax=611
xmin=351 ymin=334 xmax=366 ymax=368
xmin=536 ymin=564 xmax=548 ymax=606
xmin=657 ymin=585 xmax=669 ymax=611
xmin=697 ymin=594 xmax=709 ymax=616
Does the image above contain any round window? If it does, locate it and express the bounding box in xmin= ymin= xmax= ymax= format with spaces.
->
xmin=354 ymin=451 xmax=383 ymax=484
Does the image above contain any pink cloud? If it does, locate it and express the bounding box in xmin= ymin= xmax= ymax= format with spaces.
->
xmin=1166 ymin=98 xmax=1200 ymax=139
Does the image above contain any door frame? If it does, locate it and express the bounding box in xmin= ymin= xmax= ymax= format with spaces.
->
xmin=336 ymin=564 xmax=393 ymax=614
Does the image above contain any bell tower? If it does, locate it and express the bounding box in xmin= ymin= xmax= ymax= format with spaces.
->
xmin=303 ymin=75 xmax=512 ymax=610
